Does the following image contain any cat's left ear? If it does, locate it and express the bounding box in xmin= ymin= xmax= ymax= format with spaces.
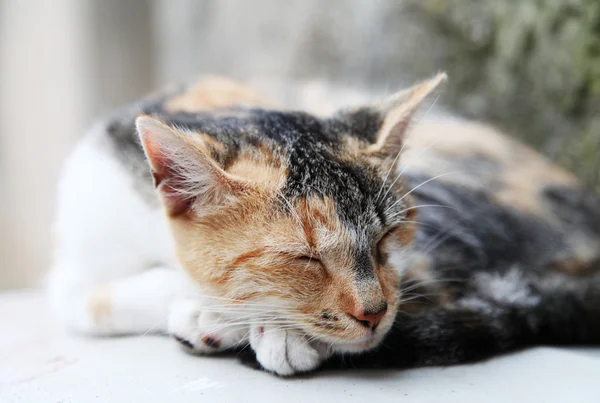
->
xmin=136 ymin=115 xmax=253 ymax=218
xmin=358 ymin=72 xmax=447 ymax=158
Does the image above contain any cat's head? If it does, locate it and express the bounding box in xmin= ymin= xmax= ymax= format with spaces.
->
xmin=136 ymin=74 xmax=446 ymax=353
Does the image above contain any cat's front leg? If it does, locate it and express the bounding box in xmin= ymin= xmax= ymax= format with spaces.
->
xmin=168 ymin=297 xmax=248 ymax=354
xmin=249 ymin=325 xmax=330 ymax=376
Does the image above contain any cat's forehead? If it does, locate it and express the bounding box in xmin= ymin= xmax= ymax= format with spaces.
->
xmin=223 ymin=109 xmax=396 ymax=230
xmin=160 ymin=108 xmax=330 ymax=142
xmin=287 ymin=194 xmax=375 ymax=257
xmin=243 ymin=111 xmax=388 ymax=229
xmin=160 ymin=108 xmax=401 ymax=229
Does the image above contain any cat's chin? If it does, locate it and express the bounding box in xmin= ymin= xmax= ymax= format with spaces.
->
xmin=312 ymin=331 xmax=385 ymax=354
xmin=331 ymin=335 xmax=383 ymax=353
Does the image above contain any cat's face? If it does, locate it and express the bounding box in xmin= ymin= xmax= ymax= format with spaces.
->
xmin=137 ymin=74 xmax=445 ymax=352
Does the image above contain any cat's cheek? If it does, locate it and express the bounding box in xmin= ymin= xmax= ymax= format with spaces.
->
xmin=249 ymin=325 xmax=326 ymax=376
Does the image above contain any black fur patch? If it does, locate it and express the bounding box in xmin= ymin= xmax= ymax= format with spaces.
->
xmin=407 ymin=174 xmax=569 ymax=280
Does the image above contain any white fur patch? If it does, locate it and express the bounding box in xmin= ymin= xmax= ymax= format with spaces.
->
xmin=47 ymin=124 xmax=182 ymax=335
xmin=168 ymin=297 xmax=248 ymax=353
xmin=249 ymin=326 xmax=325 ymax=376
xmin=475 ymin=268 xmax=541 ymax=307
xmin=388 ymin=246 xmax=416 ymax=277
xmin=457 ymin=296 xmax=495 ymax=313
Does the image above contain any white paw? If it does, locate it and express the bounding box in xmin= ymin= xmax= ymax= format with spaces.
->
xmin=167 ymin=298 xmax=248 ymax=354
xmin=249 ymin=325 xmax=327 ymax=376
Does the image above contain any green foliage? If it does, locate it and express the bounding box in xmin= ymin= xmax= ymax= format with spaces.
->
xmin=413 ymin=0 xmax=600 ymax=191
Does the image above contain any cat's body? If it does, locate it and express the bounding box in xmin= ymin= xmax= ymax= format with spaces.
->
xmin=48 ymin=76 xmax=600 ymax=375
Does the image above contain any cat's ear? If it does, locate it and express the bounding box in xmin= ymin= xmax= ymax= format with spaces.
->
xmin=365 ymin=72 xmax=447 ymax=158
xmin=136 ymin=115 xmax=250 ymax=217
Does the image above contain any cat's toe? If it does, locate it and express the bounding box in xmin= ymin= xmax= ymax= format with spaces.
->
xmin=286 ymin=334 xmax=323 ymax=372
xmin=249 ymin=326 xmax=324 ymax=376
xmin=172 ymin=333 xmax=222 ymax=352
xmin=201 ymin=335 xmax=221 ymax=349
xmin=173 ymin=334 xmax=195 ymax=350
xmin=250 ymin=326 xmax=294 ymax=375
xmin=167 ymin=297 xmax=247 ymax=354
xmin=167 ymin=298 xmax=221 ymax=354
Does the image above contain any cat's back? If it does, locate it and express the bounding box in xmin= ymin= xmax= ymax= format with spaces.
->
xmin=403 ymin=119 xmax=580 ymax=213
xmin=94 ymin=75 xmax=592 ymax=232
xmin=57 ymin=75 xmax=600 ymax=300
xmin=402 ymin=119 xmax=600 ymax=283
xmin=89 ymin=76 xmax=589 ymax=220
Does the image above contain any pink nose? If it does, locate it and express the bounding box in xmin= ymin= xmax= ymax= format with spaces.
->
xmin=348 ymin=304 xmax=387 ymax=329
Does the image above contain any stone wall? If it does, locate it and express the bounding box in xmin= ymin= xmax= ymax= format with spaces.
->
xmin=410 ymin=0 xmax=600 ymax=191
xmin=156 ymin=0 xmax=600 ymax=189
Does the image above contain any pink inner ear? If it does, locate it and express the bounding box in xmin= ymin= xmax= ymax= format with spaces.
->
xmin=156 ymin=167 xmax=196 ymax=217
xmin=143 ymin=135 xmax=196 ymax=217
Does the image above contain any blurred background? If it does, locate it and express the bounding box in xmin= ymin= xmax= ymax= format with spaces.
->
xmin=1 ymin=0 xmax=598 ymax=289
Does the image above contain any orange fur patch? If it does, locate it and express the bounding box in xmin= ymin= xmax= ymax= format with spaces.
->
xmin=403 ymin=120 xmax=579 ymax=216
xmin=166 ymin=76 xmax=276 ymax=113
xmin=193 ymin=132 xmax=226 ymax=155
xmin=88 ymin=285 xmax=111 ymax=326
xmin=167 ymin=188 xmax=401 ymax=343
xmin=551 ymin=258 xmax=595 ymax=276
xmin=227 ymin=156 xmax=287 ymax=188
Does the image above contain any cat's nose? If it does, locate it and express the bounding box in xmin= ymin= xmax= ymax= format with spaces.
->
xmin=348 ymin=303 xmax=387 ymax=330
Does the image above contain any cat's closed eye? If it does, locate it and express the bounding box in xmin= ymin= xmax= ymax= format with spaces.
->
xmin=277 ymin=252 xmax=324 ymax=270
xmin=294 ymin=255 xmax=324 ymax=269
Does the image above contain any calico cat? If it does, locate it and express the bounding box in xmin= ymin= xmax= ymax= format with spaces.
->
xmin=48 ymin=74 xmax=600 ymax=376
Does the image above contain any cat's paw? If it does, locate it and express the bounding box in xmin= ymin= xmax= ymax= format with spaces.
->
xmin=167 ymin=298 xmax=248 ymax=354
xmin=249 ymin=325 xmax=327 ymax=376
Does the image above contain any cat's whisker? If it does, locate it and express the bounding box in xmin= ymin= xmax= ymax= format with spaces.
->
xmin=397 ymin=292 xmax=446 ymax=304
xmin=376 ymin=91 xmax=442 ymax=203
xmin=420 ymin=233 xmax=455 ymax=256
xmin=226 ymin=310 xmax=318 ymax=319
xmin=385 ymin=171 xmax=462 ymax=214
xmin=375 ymin=143 xmax=407 ymax=203
xmin=261 ymin=325 xmax=303 ymax=334
xmin=196 ymin=305 xmax=313 ymax=315
xmin=387 ymin=204 xmax=457 ymax=219
xmin=392 ymin=219 xmax=444 ymax=231
xmin=188 ymin=309 xmax=284 ymax=318
xmin=200 ymin=320 xmax=294 ymax=335
xmin=298 ymin=333 xmax=320 ymax=350
xmin=379 ymin=131 xmax=446 ymax=204
xmin=400 ymin=277 xmax=465 ymax=294
xmin=415 ymin=228 xmax=453 ymax=254
xmin=277 ymin=191 xmax=302 ymax=226
xmin=140 ymin=319 xmax=168 ymax=337
xmin=237 ymin=329 xmax=253 ymax=346
xmin=189 ymin=294 xmax=291 ymax=307
xmin=183 ymin=296 xmax=314 ymax=312
xmin=209 ymin=314 xmax=315 ymax=327
xmin=398 ymin=171 xmax=462 ymax=203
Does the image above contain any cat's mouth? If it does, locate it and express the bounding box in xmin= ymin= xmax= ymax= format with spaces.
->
xmin=295 ymin=308 xmax=396 ymax=353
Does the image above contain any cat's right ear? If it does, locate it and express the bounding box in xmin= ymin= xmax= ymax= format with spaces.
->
xmin=136 ymin=115 xmax=251 ymax=217
xmin=366 ymin=72 xmax=447 ymax=158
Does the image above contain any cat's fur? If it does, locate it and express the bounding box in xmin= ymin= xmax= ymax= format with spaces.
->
xmin=48 ymin=75 xmax=600 ymax=376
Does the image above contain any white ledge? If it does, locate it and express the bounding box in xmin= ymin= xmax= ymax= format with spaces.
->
xmin=2 ymin=291 xmax=599 ymax=402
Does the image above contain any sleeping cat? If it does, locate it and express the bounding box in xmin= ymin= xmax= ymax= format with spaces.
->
xmin=47 ymin=74 xmax=600 ymax=376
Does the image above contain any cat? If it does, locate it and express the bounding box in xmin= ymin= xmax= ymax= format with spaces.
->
xmin=47 ymin=74 xmax=600 ymax=376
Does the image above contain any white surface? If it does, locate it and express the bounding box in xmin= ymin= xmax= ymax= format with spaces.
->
xmin=2 ymin=291 xmax=600 ymax=402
